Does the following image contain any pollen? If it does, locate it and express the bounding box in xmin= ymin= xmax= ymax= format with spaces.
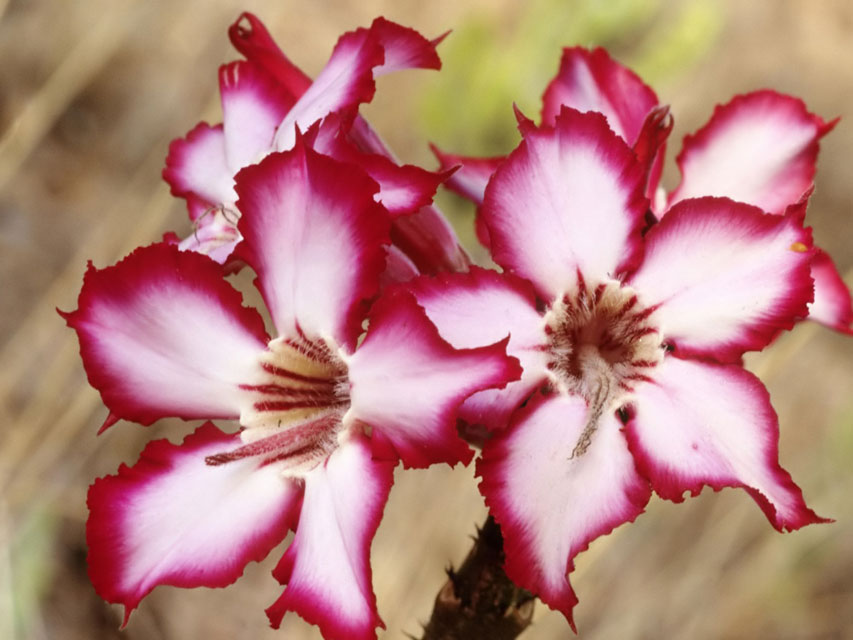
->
xmin=789 ymin=241 xmax=809 ymax=253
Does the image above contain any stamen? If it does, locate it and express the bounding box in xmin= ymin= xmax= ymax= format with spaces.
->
xmin=241 ymin=382 xmax=336 ymax=398
xmin=545 ymin=278 xmax=664 ymax=458
xmin=221 ymin=206 xmax=241 ymax=226
xmin=206 ymin=414 xmax=338 ymax=466
xmin=236 ymin=333 xmax=350 ymax=472
xmin=570 ymin=372 xmax=611 ymax=459
xmin=259 ymin=362 xmax=336 ymax=384
xmin=253 ymin=398 xmax=348 ymax=412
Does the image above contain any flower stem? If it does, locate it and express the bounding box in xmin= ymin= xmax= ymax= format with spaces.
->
xmin=420 ymin=516 xmax=535 ymax=640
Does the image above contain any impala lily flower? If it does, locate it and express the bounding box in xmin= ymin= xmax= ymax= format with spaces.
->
xmin=433 ymin=46 xmax=853 ymax=334
xmin=164 ymin=13 xmax=467 ymax=275
xmin=411 ymin=107 xmax=828 ymax=628
xmin=64 ymin=140 xmax=519 ymax=639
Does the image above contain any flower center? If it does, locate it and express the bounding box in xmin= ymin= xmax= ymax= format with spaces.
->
xmin=206 ymin=331 xmax=350 ymax=474
xmin=544 ymin=277 xmax=663 ymax=456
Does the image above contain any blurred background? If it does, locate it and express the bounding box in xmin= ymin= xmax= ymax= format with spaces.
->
xmin=1 ymin=0 xmax=852 ymax=638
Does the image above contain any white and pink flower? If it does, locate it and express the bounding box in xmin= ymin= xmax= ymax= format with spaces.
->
xmin=412 ymin=107 xmax=828 ymax=628
xmin=433 ymin=46 xmax=852 ymax=334
xmin=164 ymin=13 xmax=467 ymax=275
xmin=64 ymin=139 xmax=519 ymax=639
xmin=63 ymin=15 xmax=848 ymax=637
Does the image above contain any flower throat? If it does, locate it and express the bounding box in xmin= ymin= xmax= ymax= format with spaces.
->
xmin=544 ymin=275 xmax=663 ymax=456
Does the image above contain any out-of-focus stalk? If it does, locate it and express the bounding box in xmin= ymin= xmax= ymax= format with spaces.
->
xmin=421 ymin=516 xmax=534 ymax=640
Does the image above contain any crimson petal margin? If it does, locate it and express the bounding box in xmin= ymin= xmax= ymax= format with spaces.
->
xmin=429 ymin=144 xmax=505 ymax=207
xmin=228 ymin=12 xmax=312 ymax=105
xmin=234 ymin=140 xmax=390 ymax=351
xmin=62 ymin=243 xmax=269 ymax=425
xmin=162 ymin=122 xmax=234 ymax=208
xmin=387 ymin=206 xmax=471 ymax=275
xmin=272 ymin=17 xmax=444 ymax=151
xmin=541 ymin=46 xmax=659 ymax=146
xmin=364 ymin=158 xmax=449 ymax=217
xmin=633 ymin=105 xmax=672 ymax=206
xmin=629 ymin=197 xmax=814 ymax=362
xmin=266 ymin=432 xmax=394 ymax=640
xmin=809 ymin=249 xmax=853 ymax=334
xmin=481 ymin=106 xmax=647 ymax=301
xmin=667 ymin=90 xmax=836 ymax=215
xmin=625 ymin=356 xmax=828 ymax=531
xmin=346 ymin=288 xmax=522 ymax=468
xmin=87 ymin=422 xmax=301 ymax=625
xmin=369 ymin=17 xmax=443 ymax=75
xmin=407 ymin=267 xmax=549 ymax=432
xmin=477 ymin=393 xmax=651 ymax=628
xmin=272 ymin=24 xmax=384 ymax=151
xmin=429 ymin=145 xmax=505 ymax=249
xmin=380 ymin=245 xmax=420 ymax=286
xmin=309 ymin=114 xmax=447 ymax=216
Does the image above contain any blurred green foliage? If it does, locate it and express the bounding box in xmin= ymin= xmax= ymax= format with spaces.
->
xmin=421 ymin=0 xmax=723 ymax=157
xmin=5 ymin=507 xmax=56 ymax=640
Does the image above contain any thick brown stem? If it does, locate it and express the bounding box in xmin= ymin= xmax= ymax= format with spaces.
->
xmin=420 ymin=516 xmax=535 ymax=640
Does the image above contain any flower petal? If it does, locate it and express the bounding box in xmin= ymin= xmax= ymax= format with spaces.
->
xmin=162 ymin=122 xmax=235 ymax=207
xmin=87 ymin=422 xmax=301 ymax=624
xmin=809 ymin=249 xmax=853 ymax=334
xmin=380 ymin=245 xmax=419 ymax=287
xmin=317 ymin=117 xmax=469 ymax=276
xmin=62 ymin=243 xmax=268 ymax=425
xmin=541 ymin=47 xmax=659 ymax=146
xmin=219 ymin=60 xmax=292 ymax=172
xmin=629 ymin=197 xmax=814 ymax=362
xmin=266 ymin=432 xmax=393 ymax=640
xmin=176 ymin=208 xmax=242 ymax=265
xmin=369 ymin=17 xmax=443 ymax=76
xmin=387 ymin=206 xmax=471 ymax=275
xmin=323 ymin=118 xmax=469 ymax=276
xmin=632 ymin=105 xmax=672 ymax=206
xmin=407 ymin=267 xmax=549 ymax=431
xmin=625 ymin=356 xmax=828 ymax=531
xmin=347 ymin=288 xmax=522 ymax=468
xmin=481 ymin=107 xmax=647 ymax=300
xmin=309 ymin=114 xmax=447 ymax=216
xmin=234 ymin=139 xmax=389 ymax=350
xmin=477 ymin=393 xmax=651 ymax=628
xmin=184 ymin=194 xmax=215 ymax=223
xmin=273 ymin=26 xmax=383 ymax=151
xmin=668 ymin=91 xmax=836 ymax=215
xmin=429 ymin=144 xmax=505 ymax=207
xmin=367 ymin=160 xmax=448 ymax=217
xmin=228 ymin=12 xmax=311 ymax=105
xmin=273 ymin=18 xmax=444 ymax=151
xmin=231 ymin=13 xmax=466 ymax=276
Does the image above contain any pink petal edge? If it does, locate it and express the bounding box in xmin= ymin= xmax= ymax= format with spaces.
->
xmin=233 ymin=136 xmax=390 ymax=351
xmin=625 ymin=356 xmax=829 ymax=532
xmin=481 ymin=106 xmax=648 ymax=301
xmin=61 ymin=243 xmax=269 ymax=426
xmin=347 ymin=287 xmax=523 ymax=468
xmin=406 ymin=266 xmax=549 ymax=432
xmin=668 ymin=90 xmax=837 ymax=216
xmin=478 ymin=392 xmax=651 ymax=629
xmin=266 ymin=432 xmax=393 ymax=640
xmin=87 ymin=422 xmax=301 ymax=625
xmin=629 ymin=197 xmax=814 ymax=362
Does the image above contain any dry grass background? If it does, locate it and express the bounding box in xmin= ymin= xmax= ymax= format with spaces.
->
xmin=1 ymin=0 xmax=852 ymax=638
